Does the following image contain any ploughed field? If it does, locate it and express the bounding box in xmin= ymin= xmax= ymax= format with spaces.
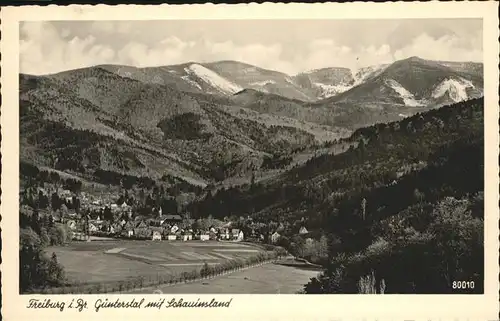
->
xmin=47 ymin=240 xmax=266 ymax=284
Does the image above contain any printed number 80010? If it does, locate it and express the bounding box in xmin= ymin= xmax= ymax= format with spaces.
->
xmin=452 ymin=281 xmax=475 ymax=289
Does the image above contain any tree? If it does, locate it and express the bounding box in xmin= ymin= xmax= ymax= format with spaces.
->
xmin=49 ymin=172 xmax=60 ymax=191
xmin=429 ymin=197 xmax=483 ymax=288
xmin=290 ymin=235 xmax=306 ymax=258
xmin=39 ymin=228 xmax=50 ymax=247
xmin=361 ymin=198 xmax=367 ymax=221
xmin=139 ymin=189 xmax=146 ymax=206
xmin=200 ymin=261 xmax=211 ymax=278
xmin=51 ymin=192 xmax=62 ymax=211
xmin=46 ymin=252 xmax=65 ymax=286
xmin=72 ymin=195 xmax=81 ymax=214
xmin=30 ymin=210 xmax=41 ymax=234
xmin=413 ymin=188 xmax=425 ymax=203
xmin=19 ymin=228 xmax=66 ymax=292
xmin=103 ymin=206 xmax=113 ymax=221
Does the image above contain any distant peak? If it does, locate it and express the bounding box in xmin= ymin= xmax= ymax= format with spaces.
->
xmin=406 ymin=56 xmax=425 ymax=62
xmin=298 ymin=66 xmax=350 ymax=76
xmin=233 ymin=88 xmax=260 ymax=96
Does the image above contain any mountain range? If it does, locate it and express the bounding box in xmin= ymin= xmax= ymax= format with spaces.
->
xmin=19 ymin=56 xmax=483 ymax=190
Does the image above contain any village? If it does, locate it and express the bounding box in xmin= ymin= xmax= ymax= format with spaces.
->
xmin=20 ymin=183 xmax=310 ymax=245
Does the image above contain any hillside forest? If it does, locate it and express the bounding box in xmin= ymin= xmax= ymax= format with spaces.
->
xmin=19 ymin=96 xmax=484 ymax=294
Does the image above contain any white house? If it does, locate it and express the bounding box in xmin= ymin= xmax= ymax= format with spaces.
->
xmin=220 ymin=229 xmax=230 ymax=240
xmin=182 ymin=234 xmax=193 ymax=241
xmin=152 ymin=231 xmax=162 ymax=241
xmin=60 ymin=189 xmax=72 ymax=197
xmin=231 ymin=228 xmax=243 ymax=241
xmin=66 ymin=220 xmax=77 ymax=230
xmin=88 ymin=223 xmax=98 ymax=233
xmin=271 ymin=231 xmax=281 ymax=244
xmin=200 ymin=234 xmax=210 ymax=241
xmin=167 ymin=234 xmax=177 ymax=241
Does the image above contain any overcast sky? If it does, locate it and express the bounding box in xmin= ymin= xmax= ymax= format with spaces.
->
xmin=20 ymin=19 xmax=482 ymax=75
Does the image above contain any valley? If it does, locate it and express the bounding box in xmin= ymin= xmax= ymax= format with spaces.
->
xmin=19 ymin=56 xmax=484 ymax=294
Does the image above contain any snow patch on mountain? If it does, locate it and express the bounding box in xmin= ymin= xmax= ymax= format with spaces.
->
xmin=352 ymin=64 xmax=388 ymax=86
xmin=181 ymin=75 xmax=202 ymax=90
xmin=385 ymin=79 xmax=425 ymax=107
xmin=314 ymin=82 xmax=352 ymax=98
xmin=186 ymin=64 xmax=243 ymax=94
xmin=250 ymin=80 xmax=277 ymax=86
xmin=432 ymin=78 xmax=474 ymax=103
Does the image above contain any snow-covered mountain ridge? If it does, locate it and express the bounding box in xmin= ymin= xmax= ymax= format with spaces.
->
xmin=96 ymin=57 xmax=482 ymax=105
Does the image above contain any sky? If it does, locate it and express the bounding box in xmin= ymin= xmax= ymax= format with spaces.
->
xmin=19 ymin=19 xmax=483 ymax=76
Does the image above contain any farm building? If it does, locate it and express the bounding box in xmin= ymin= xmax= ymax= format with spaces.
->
xmin=72 ymin=232 xmax=88 ymax=241
xmin=152 ymin=231 xmax=162 ymax=241
xmin=134 ymin=220 xmax=150 ymax=239
xmin=88 ymin=223 xmax=98 ymax=233
xmin=111 ymin=223 xmax=122 ymax=234
xmin=271 ymin=231 xmax=281 ymax=244
xmin=66 ymin=220 xmax=77 ymax=230
xmin=122 ymin=221 xmax=135 ymax=237
xmin=163 ymin=214 xmax=183 ymax=225
xmin=220 ymin=228 xmax=230 ymax=240
xmin=170 ymin=224 xmax=179 ymax=234
xmin=232 ymin=229 xmax=244 ymax=241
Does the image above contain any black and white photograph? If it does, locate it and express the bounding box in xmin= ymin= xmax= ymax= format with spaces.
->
xmin=17 ymin=17 xmax=486 ymax=296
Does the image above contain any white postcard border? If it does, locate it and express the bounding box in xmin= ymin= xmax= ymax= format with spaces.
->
xmin=1 ymin=2 xmax=499 ymax=320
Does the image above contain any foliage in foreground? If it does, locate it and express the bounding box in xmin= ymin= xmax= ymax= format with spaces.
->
xmin=304 ymin=195 xmax=483 ymax=294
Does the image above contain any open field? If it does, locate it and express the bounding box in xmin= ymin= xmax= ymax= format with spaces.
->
xmin=47 ymin=240 xmax=267 ymax=285
xmin=129 ymin=263 xmax=321 ymax=294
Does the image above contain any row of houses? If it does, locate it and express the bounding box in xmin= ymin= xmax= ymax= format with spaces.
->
xmin=76 ymin=214 xmax=246 ymax=242
xmin=122 ymin=224 xmax=245 ymax=242
xmin=270 ymin=226 xmax=309 ymax=244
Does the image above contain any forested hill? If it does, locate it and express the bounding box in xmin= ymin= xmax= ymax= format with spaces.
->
xmin=190 ymin=97 xmax=483 ymax=223
xmin=189 ymin=97 xmax=484 ymax=294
